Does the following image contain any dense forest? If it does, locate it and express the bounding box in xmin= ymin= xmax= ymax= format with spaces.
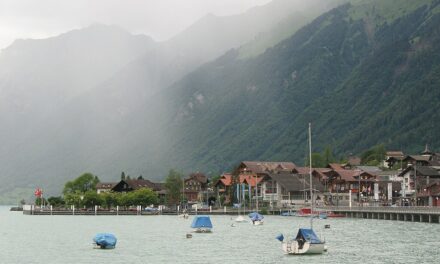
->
xmin=152 ymin=0 xmax=440 ymax=174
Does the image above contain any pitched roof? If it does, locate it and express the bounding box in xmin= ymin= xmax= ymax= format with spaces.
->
xmin=242 ymin=176 xmax=264 ymax=187
xmin=334 ymin=170 xmax=359 ymax=182
xmin=386 ymin=151 xmax=404 ymax=157
xmin=415 ymin=166 xmax=440 ymax=177
xmin=268 ymin=172 xmax=325 ymax=192
xmin=186 ymin=172 xmax=208 ymax=184
xmin=355 ymin=166 xmax=382 ymax=173
xmin=292 ymin=167 xmax=310 ymax=175
xmin=241 ymin=161 xmax=296 ymax=174
xmin=96 ymin=182 xmax=117 ymax=189
xmin=126 ymin=179 xmax=159 ymax=190
xmin=327 ymin=163 xmax=344 ymax=170
xmin=216 ymin=173 xmax=232 ymax=187
xmin=269 ymin=173 xmax=305 ymax=192
xmin=403 ymin=155 xmax=431 ymax=162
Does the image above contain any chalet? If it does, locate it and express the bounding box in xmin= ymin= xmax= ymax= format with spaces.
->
xmin=183 ymin=172 xmax=208 ymax=203
xmin=96 ymin=182 xmax=117 ymax=194
xmin=263 ymin=170 xmax=325 ymax=207
xmin=398 ymin=165 xmax=440 ymax=198
xmin=96 ymin=179 xmax=166 ymax=200
xmin=384 ymin=150 xmax=405 ymax=168
xmin=418 ymin=182 xmax=440 ymax=206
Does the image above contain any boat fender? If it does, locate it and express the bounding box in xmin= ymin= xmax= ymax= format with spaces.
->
xmin=275 ymin=234 xmax=284 ymax=242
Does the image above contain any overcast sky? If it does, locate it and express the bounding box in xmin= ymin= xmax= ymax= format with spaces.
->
xmin=0 ymin=0 xmax=272 ymax=51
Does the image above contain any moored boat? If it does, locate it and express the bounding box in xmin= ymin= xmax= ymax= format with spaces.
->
xmin=249 ymin=212 xmax=264 ymax=225
xmin=278 ymin=228 xmax=326 ymax=255
xmin=326 ymin=211 xmax=345 ymax=218
xmin=191 ymin=215 xmax=213 ymax=233
xmin=93 ymin=233 xmax=117 ymax=249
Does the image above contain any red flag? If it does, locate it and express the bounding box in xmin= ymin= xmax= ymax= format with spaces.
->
xmin=34 ymin=188 xmax=42 ymax=198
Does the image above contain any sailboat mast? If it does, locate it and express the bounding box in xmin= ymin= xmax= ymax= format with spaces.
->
xmin=309 ymin=123 xmax=313 ymax=229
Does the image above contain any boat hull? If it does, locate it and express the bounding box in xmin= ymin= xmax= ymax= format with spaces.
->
xmin=194 ymin=228 xmax=212 ymax=233
xmin=282 ymin=241 xmax=325 ymax=255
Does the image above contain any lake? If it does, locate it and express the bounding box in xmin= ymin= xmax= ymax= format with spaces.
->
xmin=0 ymin=206 xmax=439 ymax=263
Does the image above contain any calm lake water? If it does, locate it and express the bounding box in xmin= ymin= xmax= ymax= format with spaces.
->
xmin=1 ymin=206 xmax=439 ymax=264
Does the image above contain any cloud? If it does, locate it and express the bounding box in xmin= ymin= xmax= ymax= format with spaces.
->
xmin=0 ymin=0 xmax=272 ymax=50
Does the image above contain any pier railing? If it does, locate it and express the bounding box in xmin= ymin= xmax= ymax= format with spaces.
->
xmin=321 ymin=206 xmax=440 ymax=215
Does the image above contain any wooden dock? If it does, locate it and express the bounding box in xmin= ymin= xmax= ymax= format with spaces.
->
xmin=322 ymin=206 xmax=440 ymax=224
xmin=21 ymin=205 xmax=440 ymax=223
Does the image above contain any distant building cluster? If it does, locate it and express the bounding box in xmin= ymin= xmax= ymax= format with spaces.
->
xmin=214 ymin=145 xmax=440 ymax=208
xmin=94 ymin=145 xmax=440 ymax=208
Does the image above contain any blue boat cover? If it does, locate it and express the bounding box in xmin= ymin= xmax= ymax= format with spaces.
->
xmin=295 ymin=228 xmax=322 ymax=244
xmin=191 ymin=216 xmax=213 ymax=228
xmin=93 ymin=233 xmax=117 ymax=248
xmin=248 ymin=212 xmax=264 ymax=221
xmin=275 ymin=234 xmax=284 ymax=242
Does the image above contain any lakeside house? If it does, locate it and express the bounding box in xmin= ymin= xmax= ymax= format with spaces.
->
xmin=183 ymin=172 xmax=208 ymax=204
xmin=95 ymin=179 xmax=167 ymax=199
xmin=214 ymin=160 xmax=406 ymax=207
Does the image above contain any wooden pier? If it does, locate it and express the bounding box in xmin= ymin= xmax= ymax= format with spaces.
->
xmin=322 ymin=206 xmax=440 ymax=224
xmin=21 ymin=205 xmax=440 ymax=223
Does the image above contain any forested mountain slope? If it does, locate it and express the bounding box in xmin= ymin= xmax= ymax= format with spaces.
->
xmin=157 ymin=0 xmax=440 ymax=173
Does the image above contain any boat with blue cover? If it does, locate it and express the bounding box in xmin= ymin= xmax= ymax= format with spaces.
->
xmin=278 ymin=228 xmax=326 ymax=254
xmin=249 ymin=212 xmax=264 ymax=225
xmin=93 ymin=233 xmax=117 ymax=249
xmin=276 ymin=124 xmax=326 ymax=255
xmin=191 ymin=216 xmax=213 ymax=233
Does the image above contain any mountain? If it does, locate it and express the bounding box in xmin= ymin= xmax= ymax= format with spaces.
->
xmin=0 ymin=24 xmax=155 ymax=203
xmin=3 ymin=0 xmax=439 ymax=203
xmin=150 ymin=0 xmax=440 ymax=174
xmin=0 ymin=24 xmax=155 ymax=143
xmin=0 ymin=0 xmax=341 ymax=202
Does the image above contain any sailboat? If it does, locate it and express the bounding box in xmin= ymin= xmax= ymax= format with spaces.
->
xmin=178 ymin=177 xmax=189 ymax=219
xmin=277 ymin=123 xmax=326 ymax=255
xmin=235 ymin=184 xmax=247 ymax=222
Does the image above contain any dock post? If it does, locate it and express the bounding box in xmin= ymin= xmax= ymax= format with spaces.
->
xmin=95 ymin=205 xmax=97 ymax=216
xmin=420 ymin=214 xmax=423 ymax=223
xmin=404 ymin=214 xmax=407 ymax=221
xmin=224 ymin=206 xmax=226 ymax=214
xmin=72 ymin=205 xmax=75 ymax=216
xmin=210 ymin=206 xmax=212 ymax=213
xmin=429 ymin=215 xmax=432 ymax=223
xmin=116 ymin=206 xmax=119 ymax=216
xmin=177 ymin=205 xmax=180 ymax=215
xmin=50 ymin=205 xmax=53 ymax=216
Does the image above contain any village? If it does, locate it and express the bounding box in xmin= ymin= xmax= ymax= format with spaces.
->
xmin=86 ymin=145 xmax=440 ymax=211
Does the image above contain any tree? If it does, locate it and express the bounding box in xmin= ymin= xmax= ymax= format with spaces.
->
xmin=306 ymin=152 xmax=326 ymax=168
xmin=361 ymin=144 xmax=386 ymax=166
xmin=101 ymin=192 xmax=118 ymax=209
xmin=128 ymin=188 xmax=158 ymax=207
xmin=121 ymin=172 xmax=126 ymax=180
xmin=82 ymin=191 xmax=104 ymax=208
xmin=64 ymin=192 xmax=82 ymax=207
xmin=164 ymin=169 xmax=183 ymax=205
xmin=137 ymin=175 xmax=144 ymax=180
xmin=47 ymin=196 xmax=65 ymax=207
xmin=323 ymin=145 xmax=335 ymax=165
xmin=63 ymin=173 xmax=100 ymax=195
xmin=35 ymin=197 xmax=47 ymax=206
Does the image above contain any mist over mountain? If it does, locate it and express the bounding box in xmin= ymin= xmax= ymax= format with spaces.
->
xmin=156 ymin=0 xmax=440 ymax=175
xmin=0 ymin=0 xmax=340 ymax=202
xmin=1 ymin=0 xmax=439 ymax=204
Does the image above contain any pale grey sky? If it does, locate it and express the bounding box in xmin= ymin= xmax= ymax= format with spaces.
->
xmin=0 ymin=0 xmax=272 ymax=50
